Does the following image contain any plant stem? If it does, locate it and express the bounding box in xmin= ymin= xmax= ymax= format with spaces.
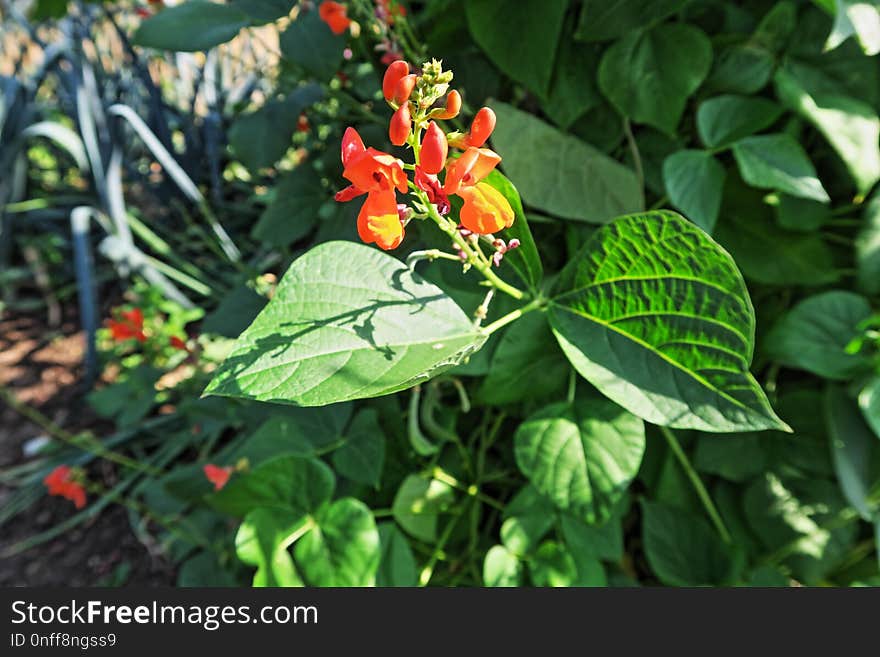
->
xmin=431 ymin=466 xmax=505 ymax=511
xmin=423 ymin=200 xmax=526 ymax=300
xmin=481 ymin=297 xmax=544 ymax=335
xmin=660 ymin=426 xmax=732 ymax=544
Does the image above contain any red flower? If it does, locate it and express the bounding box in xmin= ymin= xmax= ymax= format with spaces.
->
xmin=106 ymin=307 xmax=146 ymax=343
xmin=43 ymin=465 xmax=87 ymax=509
xmin=318 ymin=1 xmax=351 ymax=35
xmin=169 ymin=336 xmax=188 ymax=351
xmin=443 ymin=147 xmax=513 ymax=234
xmin=382 ymin=60 xmax=410 ymax=101
xmin=419 ymin=122 xmax=448 ymax=175
xmin=334 ymin=128 xmax=408 ymax=250
xmin=450 ymin=107 xmax=497 ymax=149
xmin=203 ymin=464 xmax=233 ymax=491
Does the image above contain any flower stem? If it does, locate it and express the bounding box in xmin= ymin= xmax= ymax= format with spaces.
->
xmin=480 ymin=297 xmax=544 ymax=335
xmin=660 ymin=426 xmax=732 ymax=544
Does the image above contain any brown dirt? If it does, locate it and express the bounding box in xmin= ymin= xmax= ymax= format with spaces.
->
xmin=0 ymin=312 xmax=175 ymax=586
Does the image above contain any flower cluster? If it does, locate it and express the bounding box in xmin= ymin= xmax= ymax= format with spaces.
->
xmin=333 ymin=59 xmax=514 ymax=253
xmin=43 ymin=465 xmax=87 ymax=509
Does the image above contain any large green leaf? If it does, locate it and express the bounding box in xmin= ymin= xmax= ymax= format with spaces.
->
xmin=540 ymin=34 xmax=601 ymax=129
xmin=696 ymin=95 xmax=783 ymax=148
xmin=704 ymin=44 xmax=774 ymax=95
xmin=204 ymin=241 xmax=486 ymax=407
xmin=133 ymin=1 xmax=250 ymax=51
xmin=476 ymin=312 xmax=568 ymax=406
xmin=514 ymin=396 xmax=645 ymax=524
xmin=229 ymin=85 xmax=323 ymax=172
xmin=765 ymin=291 xmax=874 ymax=380
xmin=279 ymin=8 xmax=344 ymax=81
xmin=228 ymin=403 xmax=352 ymax=466
xmin=500 ymin=486 xmax=557 ymax=555
xmin=731 ymin=134 xmax=830 ymax=202
xmin=294 ymin=498 xmax=380 ymax=586
xmin=231 ymin=0 xmax=294 ymax=23
xmin=548 ymin=210 xmax=787 ymax=432
xmin=575 ymin=0 xmax=688 ymax=42
xmin=713 ymin=177 xmax=838 ymax=285
xmin=465 ymin=0 xmax=568 ymax=95
xmin=559 ymin=495 xmax=628 ymax=561
xmin=210 ymin=455 xmax=334 ymax=517
xmin=826 ymin=385 xmax=880 ymax=521
xmin=641 ymin=501 xmax=736 ymax=586
xmin=775 ymin=64 xmax=880 ymax=195
xmin=332 ymin=408 xmax=385 ymax=487
xmin=235 ymin=508 xmax=307 ymax=586
xmin=662 ymin=150 xmax=726 ymax=233
xmin=490 ymin=103 xmax=643 ymax=223
xmin=598 ymin=23 xmax=713 ymax=135
xmin=528 ymin=541 xmax=579 ymax=587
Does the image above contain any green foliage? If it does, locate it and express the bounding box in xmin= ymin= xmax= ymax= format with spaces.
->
xmin=133 ymin=1 xmax=252 ymax=52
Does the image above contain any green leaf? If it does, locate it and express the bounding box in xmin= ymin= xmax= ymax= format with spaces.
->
xmin=704 ymin=44 xmax=775 ymax=95
xmin=294 ymin=498 xmax=380 ymax=586
xmin=376 ymin=523 xmax=418 ymax=587
xmin=392 ymin=474 xmax=455 ymax=542
xmin=696 ymin=95 xmax=783 ymax=148
xmin=774 ymin=65 xmax=880 ymax=195
xmin=483 ymin=545 xmax=523 ymax=586
xmin=133 ymin=1 xmax=251 ymax=52
xmin=500 ymin=486 xmax=557 ymax=555
xmin=694 ymin=434 xmax=766 ymax=483
xmin=231 ymin=0 xmax=294 ymax=23
xmin=732 ymin=134 xmax=830 ymax=202
xmin=235 ymin=508 xmax=306 ymax=586
xmin=859 ymin=377 xmax=880 ymax=440
xmin=514 ymin=395 xmax=645 ymax=523
xmin=177 ymin=552 xmax=240 ymax=587
xmin=598 ymin=23 xmax=713 ymax=135
xmin=482 ymin=170 xmax=543 ymax=288
xmin=559 ymin=495 xmax=628 ymax=561
xmin=774 ymin=194 xmax=829 ymax=232
xmin=662 ymin=150 xmax=726 ymax=233
xmin=575 ymin=0 xmax=688 ymax=42
xmin=641 ymin=501 xmax=735 ymax=586
xmin=714 ymin=178 xmax=838 ymax=285
xmin=824 ymin=0 xmax=880 ymax=55
xmin=229 ymin=85 xmax=323 ymax=172
xmin=332 ymin=409 xmax=385 ymax=487
xmin=476 ymin=312 xmax=568 ymax=406
xmin=529 ymin=541 xmax=578 ymax=587
xmin=279 ymin=8 xmax=344 ymax=81
xmin=210 ymin=455 xmax=334 ymax=517
xmin=465 ymin=0 xmax=568 ymax=95
xmin=826 ymin=385 xmax=880 ymax=521
xmin=856 ymin=194 xmax=880 ymax=294
xmin=490 ymin=102 xmax=643 ymax=223
xmin=540 ymin=36 xmax=602 ymax=128
xmin=765 ymin=291 xmax=873 ymax=380
xmin=548 ymin=210 xmax=787 ymax=432
xmin=744 ymin=473 xmax=856 ymax=584
xmin=229 ymin=403 xmax=352 ymax=465
xmin=204 ymin=241 xmax=486 ymax=407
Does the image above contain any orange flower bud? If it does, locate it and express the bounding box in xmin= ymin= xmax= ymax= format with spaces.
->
xmin=420 ymin=122 xmax=448 ymax=175
xmin=383 ymin=60 xmax=410 ymax=102
xmin=458 ymin=182 xmax=514 ymax=234
xmin=436 ymin=90 xmax=461 ymax=120
xmin=389 ymin=103 xmax=411 ymax=146
xmin=358 ymin=190 xmax=404 ymax=250
xmin=467 ymin=107 xmax=496 ymax=148
xmin=393 ymin=74 xmax=418 ymax=105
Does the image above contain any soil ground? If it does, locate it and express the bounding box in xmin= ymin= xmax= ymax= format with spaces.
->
xmin=0 ymin=312 xmax=174 ymax=586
